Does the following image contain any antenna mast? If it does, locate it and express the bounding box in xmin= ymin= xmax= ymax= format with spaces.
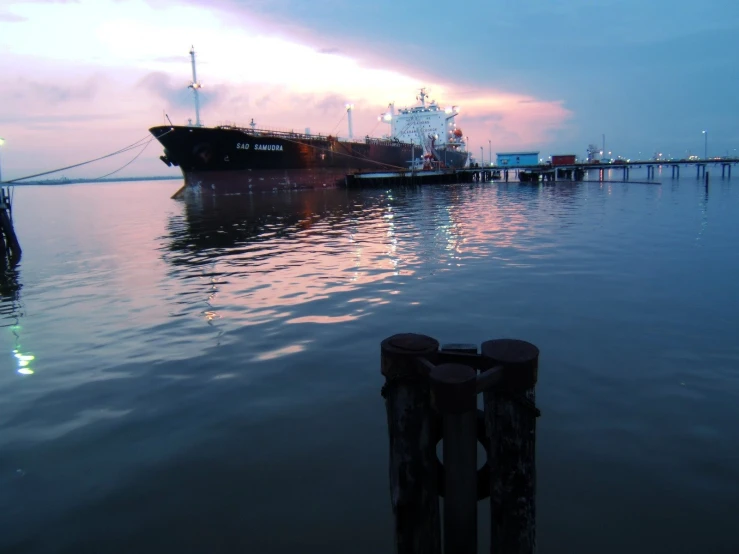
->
xmin=417 ymin=88 xmax=428 ymax=108
xmin=188 ymin=46 xmax=203 ymax=127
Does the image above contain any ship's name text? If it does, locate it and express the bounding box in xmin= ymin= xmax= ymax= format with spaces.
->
xmin=236 ymin=143 xmax=283 ymax=151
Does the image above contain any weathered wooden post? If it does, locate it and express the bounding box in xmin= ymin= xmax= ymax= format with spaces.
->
xmin=430 ymin=362 xmax=478 ymax=554
xmin=0 ymin=187 xmax=21 ymax=264
xmin=481 ymin=339 xmax=540 ymax=554
xmin=381 ymin=333 xmax=441 ymax=554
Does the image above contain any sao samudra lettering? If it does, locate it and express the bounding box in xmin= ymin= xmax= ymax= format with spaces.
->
xmin=236 ymin=143 xmax=284 ymax=151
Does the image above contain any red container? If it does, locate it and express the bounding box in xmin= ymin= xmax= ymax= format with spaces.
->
xmin=551 ymin=154 xmax=576 ymax=166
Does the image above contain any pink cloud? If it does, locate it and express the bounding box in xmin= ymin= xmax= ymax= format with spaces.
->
xmin=0 ymin=0 xmax=573 ymax=179
xmin=0 ymin=12 xmax=27 ymax=22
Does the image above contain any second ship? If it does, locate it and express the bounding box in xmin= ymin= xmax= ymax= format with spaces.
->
xmin=151 ymin=47 xmax=470 ymax=195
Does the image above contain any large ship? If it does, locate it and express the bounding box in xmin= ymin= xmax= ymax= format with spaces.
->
xmin=150 ymin=48 xmax=469 ymax=195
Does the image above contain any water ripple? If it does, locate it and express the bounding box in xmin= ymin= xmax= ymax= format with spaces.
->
xmin=0 ymin=178 xmax=738 ymax=553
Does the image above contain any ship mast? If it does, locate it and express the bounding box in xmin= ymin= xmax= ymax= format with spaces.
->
xmin=188 ymin=46 xmax=203 ymax=127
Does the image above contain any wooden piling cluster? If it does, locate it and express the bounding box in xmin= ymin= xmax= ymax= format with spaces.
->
xmin=0 ymin=187 xmax=21 ymax=266
xmin=381 ymin=333 xmax=540 ymax=554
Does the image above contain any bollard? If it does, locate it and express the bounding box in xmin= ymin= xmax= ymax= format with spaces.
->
xmin=381 ymin=333 xmax=441 ymax=554
xmin=481 ymin=339 xmax=540 ymax=554
xmin=430 ymin=363 xmax=478 ymax=554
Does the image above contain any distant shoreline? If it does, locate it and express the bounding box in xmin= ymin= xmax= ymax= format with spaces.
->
xmin=3 ymin=176 xmax=181 ymax=186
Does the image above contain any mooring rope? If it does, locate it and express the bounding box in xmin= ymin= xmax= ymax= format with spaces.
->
xmin=0 ymin=129 xmax=174 ymax=185
xmin=93 ymin=139 xmax=155 ymax=180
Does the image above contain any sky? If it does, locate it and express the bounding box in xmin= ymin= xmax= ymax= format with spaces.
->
xmin=0 ymin=0 xmax=738 ymax=180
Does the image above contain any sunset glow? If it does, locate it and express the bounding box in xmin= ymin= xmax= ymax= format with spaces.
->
xmin=0 ymin=0 xmax=571 ymax=179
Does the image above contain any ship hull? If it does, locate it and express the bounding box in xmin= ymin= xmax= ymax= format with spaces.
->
xmin=151 ymin=125 xmax=469 ymax=194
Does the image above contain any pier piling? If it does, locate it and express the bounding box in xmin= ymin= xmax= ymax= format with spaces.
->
xmin=381 ymin=333 xmax=541 ymax=554
xmin=381 ymin=333 xmax=442 ymax=554
xmin=430 ymin=362 xmax=478 ymax=554
xmin=0 ymin=186 xmax=21 ymax=266
xmin=481 ymin=339 xmax=540 ymax=554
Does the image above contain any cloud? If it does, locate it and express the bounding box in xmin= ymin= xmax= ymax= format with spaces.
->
xmin=153 ymin=55 xmax=188 ymax=63
xmin=8 ymin=76 xmax=100 ymax=104
xmin=317 ymin=47 xmax=341 ymax=55
xmin=0 ymin=11 xmax=27 ymax=22
xmin=0 ymin=113 xmax=118 ymax=126
xmin=313 ymin=94 xmax=345 ymax=114
xmin=137 ymin=71 xmax=223 ymax=111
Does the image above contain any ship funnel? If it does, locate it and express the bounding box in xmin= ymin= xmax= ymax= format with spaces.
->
xmin=346 ymin=104 xmax=354 ymax=140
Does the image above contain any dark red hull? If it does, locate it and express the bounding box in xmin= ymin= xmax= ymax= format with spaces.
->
xmin=182 ymin=168 xmax=352 ymax=194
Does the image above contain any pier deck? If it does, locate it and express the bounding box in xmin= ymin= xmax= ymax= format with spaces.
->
xmin=344 ymin=158 xmax=737 ymax=187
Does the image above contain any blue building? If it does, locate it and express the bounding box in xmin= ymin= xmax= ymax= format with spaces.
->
xmin=496 ymin=152 xmax=540 ymax=167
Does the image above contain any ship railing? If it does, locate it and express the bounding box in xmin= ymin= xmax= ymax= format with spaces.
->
xmin=216 ymin=122 xmax=323 ymax=141
xmin=215 ymin=122 xmax=406 ymax=146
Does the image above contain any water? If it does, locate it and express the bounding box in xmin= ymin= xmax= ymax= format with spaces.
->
xmin=1 ymin=172 xmax=738 ymax=553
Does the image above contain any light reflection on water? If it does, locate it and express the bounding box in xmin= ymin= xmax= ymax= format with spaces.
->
xmin=0 ymin=176 xmax=738 ymax=553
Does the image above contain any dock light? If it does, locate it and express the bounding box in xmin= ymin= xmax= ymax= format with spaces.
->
xmin=445 ymin=107 xmax=453 ymax=114
xmin=383 ymin=113 xmax=392 ymax=121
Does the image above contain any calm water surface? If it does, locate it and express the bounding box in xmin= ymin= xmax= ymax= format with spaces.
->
xmin=1 ymin=172 xmax=738 ymax=553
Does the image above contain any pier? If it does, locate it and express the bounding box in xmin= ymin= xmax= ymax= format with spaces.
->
xmin=492 ymin=158 xmax=738 ymax=183
xmin=0 ymin=186 xmax=21 ymax=266
xmin=344 ymin=158 xmax=737 ymax=188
